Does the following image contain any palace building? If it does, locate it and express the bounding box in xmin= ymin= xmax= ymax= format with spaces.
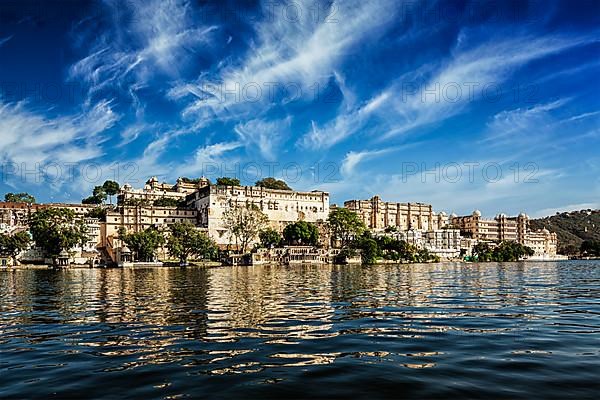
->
xmin=344 ymin=196 xmax=450 ymax=231
xmin=451 ymin=211 xmax=528 ymax=242
xmin=186 ymin=184 xmax=330 ymax=247
xmin=452 ymin=211 xmax=558 ymax=258
xmin=118 ymin=176 xmax=210 ymax=204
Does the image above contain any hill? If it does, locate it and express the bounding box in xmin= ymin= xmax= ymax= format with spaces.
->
xmin=530 ymin=209 xmax=600 ymax=254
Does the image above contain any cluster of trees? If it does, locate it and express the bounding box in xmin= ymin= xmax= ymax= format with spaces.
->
xmin=216 ymin=177 xmax=241 ymax=186
xmin=255 ymin=177 xmax=292 ymax=190
xmin=0 ymin=231 xmax=31 ymax=263
xmin=28 ymin=208 xmax=88 ymax=258
xmin=213 ymin=176 xmax=293 ymax=191
xmin=326 ymin=208 xmax=439 ymax=264
xmin=181 ymin=177 xmax=211 ymax=185
xmin=85 ymin=207 xmax=108 ymax=221
xmin=118 ymin=227 xmax=165 ymax=262
xmin=82 ymin=181 xmax=120 ymax=205
xmin=472 ymin=241 xmax=534 ymax=262
xmin=4 ymin=193 xmax=36 ymax=203
xmin=581 ymin=240 xmax=600 ymax=257
xmin=118 ymin=222 xmax=218 ymax=264
xmin=166 ymin=223 xmax=218 ymax=264
xmin=341 ymin=231 xmax=438 ymax=265
xmin=258 ymin=221 xmax=319 ymax=248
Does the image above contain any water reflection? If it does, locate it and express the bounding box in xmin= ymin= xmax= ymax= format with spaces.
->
xmin=1 ymin=261 xmax=599 ymax=399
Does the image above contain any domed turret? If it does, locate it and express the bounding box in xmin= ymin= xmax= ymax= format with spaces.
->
xmin=450 ymin=213 xmax=457 ymax=219
xmin=198 ymin=176 xmax=210 ymax=187
xmin=473 ymin=210 xmax=481 ymax=217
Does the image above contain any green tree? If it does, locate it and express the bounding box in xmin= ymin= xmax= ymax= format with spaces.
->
xmin=259 ymin=228 xmax=282 ymax=248
xmin=375 ymin=235 xmax=413 ymax=261
xmin=82 ymin=185 xmax=108 ymax=204
xmin=118 ymin=227 xmax=165 ymax=262
xmin=473 ymin=242 xmax=493 ymax=261
xmin=102 ymin=180 xmax=120 ymax=204
xmin=4 ymin=192 xmax=36 ymax=204
xmin=93 ymin=186 xmax=107 ymax=202
xmin=82 ymin=195 xmax=103 ymax=205
xmin=0 ymin=231 xmax=31 ymax=264
xmin=473 ymin=241 xmax=534 ymax=262
xmin=166 ymin=222 xmax=218 ymax=264
xmin=282 ymin=221 xmax=319 ymax=246
xmin=353 ymin=233 xmax=379 ymax=265
xmin=222 ymin=204 xmax=268 ymax=253
xmin=216 ymin=177 xmax=241 ymax=186
xmin=255 ymin=177 xmax=292 ymax=190
xmin=327 ymin=208 xmax=366 ymax=248
xmin=581 ymin=240 xmax=600 ymax=256
xmin=29 ymin=208 xmax=88 ymax=258
xmin=85 ymin=207 xmax=107 ymax=221
xmin=491 ymin=241 xmax=534 ymax=261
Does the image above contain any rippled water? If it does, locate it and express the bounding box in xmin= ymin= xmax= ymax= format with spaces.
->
xmin=1 ymin=261 xmax=599 ymax=399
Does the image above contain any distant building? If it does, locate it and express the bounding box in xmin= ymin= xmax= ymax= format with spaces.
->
xmin=452 ymin=211 xmax=558 ymax=257
xmin=344 ymin=196 xmax=449 ymax=231
xmin=451 ymin=211 xmax=528 ymax=243
xmin=525 ymin=228 xmax=558 ymax=258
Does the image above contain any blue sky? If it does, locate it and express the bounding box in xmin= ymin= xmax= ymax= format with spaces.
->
xmin=0 ymin=0 xmax=599 ymax=217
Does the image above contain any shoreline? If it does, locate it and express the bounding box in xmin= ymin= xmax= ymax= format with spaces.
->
xmin=0 ymin=258 xmax=582 ymax=270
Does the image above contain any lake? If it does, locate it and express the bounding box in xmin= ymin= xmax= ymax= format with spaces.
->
xmin=1 ymin=261 xmax=599 ymax=399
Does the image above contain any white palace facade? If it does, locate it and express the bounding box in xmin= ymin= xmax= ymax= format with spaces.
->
xmin=186 ymin=184 xmax=330 ymax=247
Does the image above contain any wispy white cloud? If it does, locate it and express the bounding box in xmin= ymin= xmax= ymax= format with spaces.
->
xmin=178 ymin=141 xmax=242 ymax=177
xmin=234 ymin=117 xmax=292 ymax=161
xmin=381 ymin=34 xmax=598 ymax=139
xmin=299 ymin=91 xmax=390 ymax=150
xmin=481 ymin=99 xmax=569 ymax=146
xmin=172 ymin=0 xmax=398 ymax=122
xmin=70 ymin=0 xmax=217 ymax=106
xmin=0 ymin=100 xmax=118 ymax=167
xmin=340 ymin=147 xmax=398 ymax=177
xmin=300 ymin=32 xmax=598 ymax=151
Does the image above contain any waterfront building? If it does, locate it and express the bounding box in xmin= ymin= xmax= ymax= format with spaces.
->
xmin=452 ymin=210 xmax=558 ymax=257
xmin=344 ymin=196 xmax=449 ymax=231
xmin=387 ymin=228 xmax=463 ymax=260
xmin=451 ymin=211 xmax=528 ymax=242
xmin=186 ymin=184 xmax=330 ymax=247
xmin=525 ymin=228 xmax=559 ymax=258
xmin=103 ymin=205 xmax=199 ymax=262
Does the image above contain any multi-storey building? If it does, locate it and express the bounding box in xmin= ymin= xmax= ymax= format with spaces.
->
xmin=344 ymin=196 xmax=449 ymax=231
xmin=525 ymin=228 xmax=558 ymax=258
xmin=0 ymin=201 xmax=103 ymax=264
xmin=451 ymin=211 xmax=528 ymax=242
xmin=118 ymin=176 xmax=210 ymax=204
xmin=187 ymin=184 xmax=330 ymax=247
xmin=452 ymin=211 xmax=558 ymax=257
